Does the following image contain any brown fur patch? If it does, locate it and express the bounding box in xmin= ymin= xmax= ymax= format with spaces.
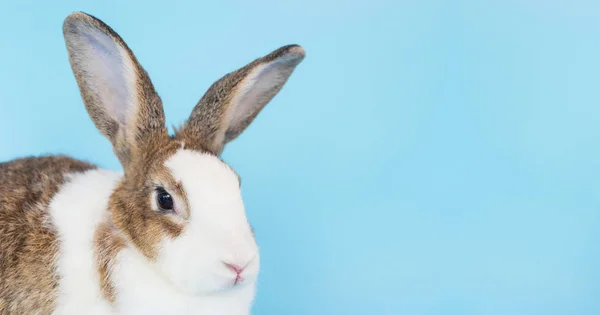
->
xmin=94 ymin=220 xmax=126 ymax=303
xmin=108 ymin=134 xmax=194 ymax=260
xmin=0 ymin=155 xmax=96 ymax=314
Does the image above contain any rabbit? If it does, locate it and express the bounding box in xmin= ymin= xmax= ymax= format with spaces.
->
xmin=0 ymin=11 xmax=305 ymax=315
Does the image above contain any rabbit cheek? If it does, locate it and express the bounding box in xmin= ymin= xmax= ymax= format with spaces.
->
xmin=153 ymin=231 xmax=220 ymax=294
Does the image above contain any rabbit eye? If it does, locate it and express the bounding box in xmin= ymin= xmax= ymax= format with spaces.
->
xmin=156 ymin=187 xmax=174 ymax=212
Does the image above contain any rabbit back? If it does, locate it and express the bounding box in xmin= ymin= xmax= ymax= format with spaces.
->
xmin=0 ymin=155 xmax=96 ymax=314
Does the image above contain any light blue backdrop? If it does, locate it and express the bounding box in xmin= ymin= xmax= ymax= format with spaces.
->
xmin=1 ymin=1 xmax=599 ymax=314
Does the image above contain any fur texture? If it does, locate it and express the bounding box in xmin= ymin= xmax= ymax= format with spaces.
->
xmin=51 ymin=169 xmax=122 ymax=315
xmin=0 ymin=11 xmax=304 ymax=315
xmin=0 ymin=156 xmax=96 ymax=314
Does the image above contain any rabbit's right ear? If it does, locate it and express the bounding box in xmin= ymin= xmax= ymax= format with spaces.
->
xmin=63 ymin=12 xmax=167 ymax=168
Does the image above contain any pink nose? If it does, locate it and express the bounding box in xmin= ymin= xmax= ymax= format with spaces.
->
xmin=224 ymin=262 xmax=244 ymax=275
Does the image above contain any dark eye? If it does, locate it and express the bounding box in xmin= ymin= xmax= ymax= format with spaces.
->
xmin=156 ymin=187 xmax=174 ymax=212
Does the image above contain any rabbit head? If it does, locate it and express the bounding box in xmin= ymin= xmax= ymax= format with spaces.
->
xmin=63 ymin=12 xmax=304 ymax=295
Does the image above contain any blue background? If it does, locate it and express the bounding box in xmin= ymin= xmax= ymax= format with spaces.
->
xmin=1 ymin=1 xmax=599 ymax=314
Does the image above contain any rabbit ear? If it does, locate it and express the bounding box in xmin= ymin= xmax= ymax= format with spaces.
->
xmin=177 ymin=45 xmax=305 ymax=155
xmin=63 ymin=12 xmax=167 ymax=167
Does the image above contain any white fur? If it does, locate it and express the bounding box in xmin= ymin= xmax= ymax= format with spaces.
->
xmin=160 ymin=149 xmax=259 ymax=294
xmin=49 ymin=150 xmax=259 ymax=315
xmin=50 ymin=169 xmax=123 ymax=315
xmin=112 ymin=248 xmax=256 ymax=315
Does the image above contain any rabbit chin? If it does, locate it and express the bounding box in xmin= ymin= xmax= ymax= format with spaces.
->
xmin=193 ymin=274 xmax=257 ymax=295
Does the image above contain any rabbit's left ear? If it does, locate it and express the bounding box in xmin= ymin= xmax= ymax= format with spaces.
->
xmin=177 ymin=45 xmax=305 ymax=155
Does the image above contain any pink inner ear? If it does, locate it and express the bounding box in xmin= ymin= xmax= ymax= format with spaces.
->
xmin=225 ymin=53 xmax=303 ymax=134
xmin=75 ymin=25 xmax=136 ymax=126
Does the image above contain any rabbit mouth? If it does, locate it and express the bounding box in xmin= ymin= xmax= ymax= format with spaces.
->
xmin=223 ymin=272 xmax=251 ymax=289
xmin=233 ymin=274 xmax=245 ymax=285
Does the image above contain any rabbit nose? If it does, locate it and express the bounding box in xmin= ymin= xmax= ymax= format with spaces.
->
xmin=223 ymin=262 xmax=244 ymax=275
